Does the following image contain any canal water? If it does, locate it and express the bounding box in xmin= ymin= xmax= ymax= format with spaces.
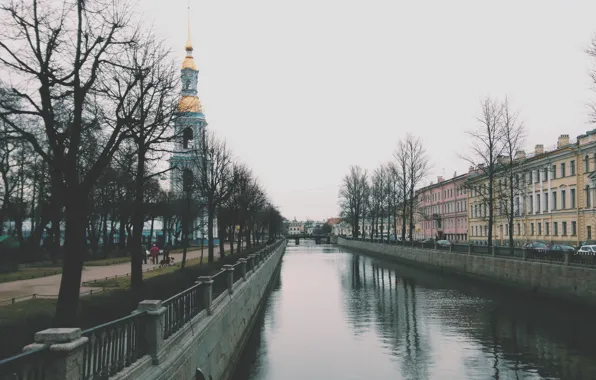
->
xmin=232 ymin=241 xmax=596 ymax=380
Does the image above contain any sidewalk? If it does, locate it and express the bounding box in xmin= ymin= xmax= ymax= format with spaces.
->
xmin=0 ymin=244 xmax=232 ymax=303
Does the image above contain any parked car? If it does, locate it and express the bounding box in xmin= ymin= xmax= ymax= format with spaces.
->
xmin=577 ymin=245 xmax=596 ymax=255
xmin=436 ymin=240 xmax=451 ymax=248
xmin=522 ymin=242 xmax=548 ymax=256
xmin=549 ymin=244 xmax=576 ymax=253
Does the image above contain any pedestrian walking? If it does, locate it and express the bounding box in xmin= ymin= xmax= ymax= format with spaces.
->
xmin=150 ymin=243 xmax=159 ymax=264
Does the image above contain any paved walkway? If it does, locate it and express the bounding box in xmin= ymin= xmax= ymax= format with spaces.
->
xmin=0 ymin=245 xmax=233 ymax=302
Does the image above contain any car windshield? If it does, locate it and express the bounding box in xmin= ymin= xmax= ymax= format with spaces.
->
xmin=533 ymin=242 xmax=547 ymax=248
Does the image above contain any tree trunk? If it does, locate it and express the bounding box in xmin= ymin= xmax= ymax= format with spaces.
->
xmin=207 ymin=199 xmax=215 ymax=263
xmin=237 ymin=224 xmax=243 ymax=252
xmin=118 ymin=215 xmax=127 ymax=251
xmin=229 ymin=224 xmax=235 ymax=255
xmin=149 ymin=216 xmax=154 ymax=246
xmin=54 ymin=190 xmax=87 ymax=326
xmin=130 ymin=146 xmax=147 ymax=297
xmin=218 ymin=217 xmax=225 ymax=258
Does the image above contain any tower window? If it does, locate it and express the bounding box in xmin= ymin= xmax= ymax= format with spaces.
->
xmin=184 ymin=80 xmax=190 ymax=90
xmin=182 ymin=169 xmax=193 ymax=192
xmin=182 ymin=127 xmax=193 ymax=149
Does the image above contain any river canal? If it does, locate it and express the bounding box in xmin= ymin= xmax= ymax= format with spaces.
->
xmin=232 ymin=241 xmax=596 ymax=380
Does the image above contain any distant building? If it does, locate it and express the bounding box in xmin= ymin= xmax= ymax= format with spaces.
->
xmin=417 ymin=172 xmax=470 ymax=242
xmin=288 ymin=219 xmax=303 ymax=235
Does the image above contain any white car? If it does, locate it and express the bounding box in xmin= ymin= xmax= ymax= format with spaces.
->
xmin=577 ymin=245 xmax=596 ymax=255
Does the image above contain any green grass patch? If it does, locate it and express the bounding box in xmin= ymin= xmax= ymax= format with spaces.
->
xmin=0 ymin=267 xmax=62 ymax=283
xmin=0 ymin=244 xmax=266 ymax=359
xmin=84 ymin=257 xmax=131 ymax=266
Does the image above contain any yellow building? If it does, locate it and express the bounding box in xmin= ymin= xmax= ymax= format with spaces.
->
xmin=468 ymin=132 xmax=596 ymax=246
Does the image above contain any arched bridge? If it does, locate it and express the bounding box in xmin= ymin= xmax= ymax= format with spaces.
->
xmin=285 ymin=234 xmax=331 ymax=245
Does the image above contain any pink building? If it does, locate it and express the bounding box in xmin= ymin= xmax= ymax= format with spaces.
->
xmin=417 ymin=172 xmax=469 ymax=242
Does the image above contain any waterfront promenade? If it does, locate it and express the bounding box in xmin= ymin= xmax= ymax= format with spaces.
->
xmin=0 ymin=245 xmax=232 ymax=303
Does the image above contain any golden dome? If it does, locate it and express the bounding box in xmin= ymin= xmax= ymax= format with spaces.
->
xmin=178 ymin=96 xmax=203 ymax=113
xmin=182 ymin=56 xmax=197 ymax=70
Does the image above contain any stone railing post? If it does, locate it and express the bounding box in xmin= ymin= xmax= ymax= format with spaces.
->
xmin=223 ymin=264 xmax=234 ymax=294
xmin=434 ymin=241 xmax=437 ymax=250
xmin=137 ymin=300 xmax=166 ymax=364
xmin=24 ymin=328 xmax=88 ymax=380
xmin=197 ymin=276 xmax=213 ymax=315
xmin=564 ymin=251 xmax=570 ymax=266
xmin=247 ymin=254 xmax=255 ymax=274
xmin=491 ymin=246 xmax=496 ymax=257
xmin=255 ymin=251 xmax=261 ymax=267
xmin=468 ymin=244 xmax=471 ymax=255
xmin=238 ymin=258 xmax=247 ymax=280
xmin=522 ymin=249 xmax=527 ymax=261
xmin=449 ymin=244 xmax=452 ymax=253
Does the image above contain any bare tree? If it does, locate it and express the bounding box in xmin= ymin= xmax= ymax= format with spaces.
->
xmin=0 ymin=0 xmax=146 ymax=325
xmin=110 ymin=36 xmax=178 ymax=295
xmin=460 ymin=97 xmax=506 ymax=248
xmin=405 ymin=135 xmax=430 ymax=241
xmin=338 ymin=165 xmax=368 ymax=238
xmin=495 ymin=98 xmax=525 ymax=251
xmin=191 ymin=130 xmax=234 ymax=263
xmin=394 ymin=141 xmax=410 ymax=240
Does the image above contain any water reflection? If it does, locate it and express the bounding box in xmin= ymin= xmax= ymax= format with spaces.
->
xmin=233 ymin=242 xmax=596 ymax=380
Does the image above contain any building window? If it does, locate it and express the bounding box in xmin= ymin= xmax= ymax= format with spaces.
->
xmin=182 ymin=127 xmax=193 ymax=149
xmin=571 ymin=160 xmax=576 ymax=176
xmin=545 ymin=222 xmax=550 ymax=236
xmin=543 ymin=167 xmax=548 ymax=181
xmin=571 ymin=188 xmax=576 ymax=208
xmin=586 ymin=185 xmax=591 ymax=208
xmin=552 ymin=191 xmax=557 ymax=210
xmin=184 ymin=80 xmax=190 ymax=90
xmin=529 ymin=195 xmax=533 ymax=214
xmin=537 ymin=195 xmax=541 ymax=212
xmin=182 ymin=169 xmax=193 ymax=192
xmin=561 ymin=163 xmax=566 ymax=177
xmin=586 ymin=155 xmax=590 ymax=173
xmin=562 ymin=222 xmax=567 ymax=236
xmin=552 ymin=165 xmax=557 ymax=179
xmin=538 ymin=223 xmax=542 ymax=235
xmin=554 ymin=222 xmax=558 ymax=236
xmin=530 ymin=223 xmax=534 ymax=236
xmin=561 ymin=190 xmax=566 ymax=209
xmin=572 ymin=221 xmax=577 ymax=236
xmin=544 ymin=193 xmax=548 ymax=212
xmin=588 ymin=226 xmax=592 ymax=240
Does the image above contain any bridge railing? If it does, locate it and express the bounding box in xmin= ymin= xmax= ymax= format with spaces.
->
xmin=0 ymin=239 xmax=287 ymax=380
xmin=341 ymin=237 xmax=596 ymax=268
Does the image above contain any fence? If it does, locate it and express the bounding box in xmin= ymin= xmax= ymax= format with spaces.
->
xmin=0 ymin=346 xmax=48 ymax=380
xmin=0 ymin=288 xmax=107 ymax=307
xmin=0 ymin=239 xmax=286 ymax=380
xmin=343 ymin=237 xmax=596 ymax=268
xmin=81 ymin=312 xmax=147 ymax=380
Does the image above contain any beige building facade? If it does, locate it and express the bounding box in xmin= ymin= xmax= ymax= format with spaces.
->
xmin=468 ymin=132 xmax=596 ymax=246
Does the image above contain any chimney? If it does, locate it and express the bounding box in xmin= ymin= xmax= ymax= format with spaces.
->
xmin=557 ymin=134 xmax=570 ymax=148
xmin=535 ymin=144 xmax=544 ymax=155
xmin=437 ymin=176 xmax=444 ymax=183
xmin=469 ymin=166 xmax=474 ymax=173
xmin=514 ymin=150 xmax=526 ymax=160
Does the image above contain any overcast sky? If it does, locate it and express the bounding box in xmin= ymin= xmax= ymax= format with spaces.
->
xmin=141 ymin=0 xmax=596 ymax=222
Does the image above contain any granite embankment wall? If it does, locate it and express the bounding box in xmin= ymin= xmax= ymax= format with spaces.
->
xmin=338 ymin=238 xmax=596 ymax=308
xmin=130 ymin=242 xmax=286 ymax=380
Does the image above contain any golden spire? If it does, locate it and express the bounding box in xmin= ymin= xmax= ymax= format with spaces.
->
xmin=184 ymin=4 xmax=192 ymax=52
xmin=182 ymin=3 xmax=197 ymax=70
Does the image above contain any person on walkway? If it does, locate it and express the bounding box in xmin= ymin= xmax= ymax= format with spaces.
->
xmin=150 ymin=244 xmax=160 ymax=264
xmin=143 ymin=245 xmax=148 ymax=264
